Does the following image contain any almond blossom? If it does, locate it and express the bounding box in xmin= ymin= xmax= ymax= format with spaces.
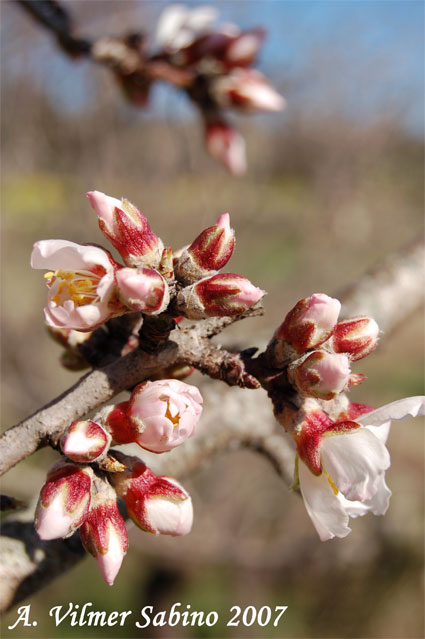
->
xmin=295 ymin=396 xmax=425 ymax=541
xmin=104 ymin=379 xmax=203 ymax=453
xmin=31 ymin=240 xmax=124 ymax=331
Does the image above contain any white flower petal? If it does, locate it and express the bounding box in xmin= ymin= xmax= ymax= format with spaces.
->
xmin=31 ymin=240 xmax=113 ymax=273
xmin=298 ymin=461 xmax=351 ymax=541
xmin=363 ymin=474 xmax=392 ymax=516
xmin=321 ymin=429 xmax=390 ymax=501
xmin=358 ymin=396 xmax=425 ymax=427
xmin=365 ymin=421 xmax=391 ymax=444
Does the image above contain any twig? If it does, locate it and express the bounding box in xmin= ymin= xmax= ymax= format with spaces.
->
xmin=0 ymin=307 xmax=263 ymax=477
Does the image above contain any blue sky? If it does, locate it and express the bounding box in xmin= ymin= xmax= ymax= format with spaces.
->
xmin=3 ymin=1 xmax=424 ymax=134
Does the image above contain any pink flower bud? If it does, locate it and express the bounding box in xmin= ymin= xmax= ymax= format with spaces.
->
xmin=111 ymin=456 xmax=193 ymax=536
xmin=60 ymin=420 xmax=111 ymax=463
xmin=289 ymin=351 xmax=351 ymax=400
xmin=79 ymin=477 xmax=128 ymax=586
xmin=278 ymin=293 xmax=341 ymax=354
xmin=175 ymin=213 xmax=235 ymax=284
xmin=330 ymin=316 xmax=379 ymax=361
xmin=34 ymin=462 xmax=93 ymax=540
xmin=177 ymin=273 xmax=264 ymax=319
xmin=86 ymin=191 xmax=164 ymax=269
xmin=115 ymin=267 xmax=170 ymax=314
xmin=211 ymin=68 xmax=285 ymax=113
xmin=205 ymin=121 xmax=247 ymax=175
xmin=106 ymin=379 xmax=203 ymax=453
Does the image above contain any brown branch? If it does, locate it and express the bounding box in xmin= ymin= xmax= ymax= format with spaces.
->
xmin=0 ymin=308 xmax=263 ymax=477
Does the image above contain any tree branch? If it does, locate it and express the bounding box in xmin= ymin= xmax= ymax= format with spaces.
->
xmin=0 ymin=308 xmax=263 ymax=477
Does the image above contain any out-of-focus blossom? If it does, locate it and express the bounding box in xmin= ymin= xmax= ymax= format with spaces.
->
xmin=79 ymin=477 xmax=128 ymax=586
xmin=295 ymin=396 xmax=425 ymax=541
xmin=60 ymin=420 xmax=111 ymax=463
xmin=31 ymin=240 xmax=123 ymax=331
xmin=34 ymin=462 xmax=93 ymax=540
xmin=115 ymin=267 xmax=169 ymax=314
xmin=105 ymin=379 xmax=203 ymax=453
xmin=289 ymin=351 xmax=351 ymax=400
xmin=110 ymin=454 xmax=193 ymax=536
xmin=177 ymin=272 xmax=264 ymax=319
xmin=205 ymin=120 xmax=247 ymax=175
xmin=330 ymin=316 xmax=380 ymax=361
xmin=211 ymin=69 xmax=285 ymax=112
xmin=175 ymin=213 xmax=235 ymax=284
xmin=87 ymin=191 xmax=163 ymax=269
xmin=153 ymin=4 xmax=219 ymax=53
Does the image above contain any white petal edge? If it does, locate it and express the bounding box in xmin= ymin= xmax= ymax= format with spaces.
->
xmin=298 ymin=461 xmax=351 ymax=541
xmin=358 ymin=396 xmax=425 ymax=427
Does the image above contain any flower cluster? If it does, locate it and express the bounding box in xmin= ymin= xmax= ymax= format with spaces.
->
xmin=35 ymin=379 xmax=202 ymax=585
xmin=153 ymin=5 xmax=285 ymax=174
xmin=30 ymin=193 xmax=424 ymax=577
xmin=269 ymin=293 xmax=379 ymax=400
xmin=267 ymin=294 xmax=424 ymax=540
xmin=31 ymin=190 xmax=264 ymax=332
xmin=90 ymin=5 xmax=284 ymax=175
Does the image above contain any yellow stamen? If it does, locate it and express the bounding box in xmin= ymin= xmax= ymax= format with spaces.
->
xmin=164 ymin=401 xmax=180 ymax=428
xmin=325 ymin=471 xmax=339 ymax=496
xmin=46 ymin=269 xmax=102 ymax=307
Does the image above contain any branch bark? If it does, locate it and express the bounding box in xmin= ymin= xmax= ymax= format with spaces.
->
xmin=0 ymin=309 xmax=263 ymax=477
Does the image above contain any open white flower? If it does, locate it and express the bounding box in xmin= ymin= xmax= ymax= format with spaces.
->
xmin=31 ymin=239 xmax=123 ymax=331
xmin=296 ymin=396 xmax=425 ymax=541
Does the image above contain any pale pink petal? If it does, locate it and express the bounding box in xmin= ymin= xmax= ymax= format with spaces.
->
xmin=96 ymin=523 xmax=126 ymax=586
xmin=86 ymin=191 xmax=123 ymax=233
xmin=31 ymin=240 xmax=112 ymax=273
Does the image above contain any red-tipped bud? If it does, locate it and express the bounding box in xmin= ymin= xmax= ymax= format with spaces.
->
xmin=110 ymin=455 xmax=193 ymax=536
xmin=277 ymin=293 xmax=341 ymax=354
xmin=60 ymin=420 xmax=111 ymax=463
xmin=289 ymin=351 xmax=351 ymax=400
xmin=177 ymin=273 xmax=264 ymax=319
xmin=79 ymin=477 xmax=128 ymax=586
xmin=103 ymin=401 xmax=136 ymax=445
xmin=175 ymin=213 xmax=235 ymax=284
xmin=86 ymin=191 xmax=164 ymax=269
xmin=115 ymin=267 xmax=170 ymax=314
xmin=330 ymin=316 xmax=379 ymax=361
xmin=205 ymin=121 xmax=247 ymax=175
xmin=34 ymin=462 xmax=93 ymax=540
